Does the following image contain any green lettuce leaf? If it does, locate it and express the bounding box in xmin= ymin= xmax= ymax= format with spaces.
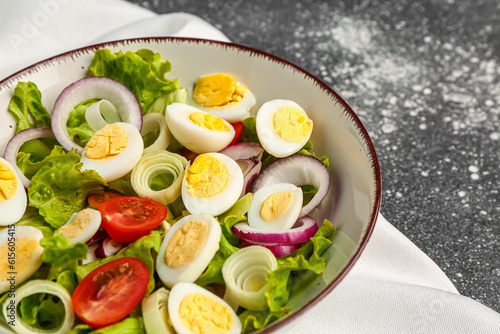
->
xmin=76 ymin=231 xmax=162 ymax=295
xmin=195 ymin=233 xmax=239 ymax=286
xmin=240 ymin=117 xmax=259 ymax=143
xmin=265 ymin=220 xmax=335 ymax=311
xmin=89 ymin=49 xmax=182 ymax=113
xmin=15 ymin=140 xmax=62 ymax=184
xmin=239 ymin=307 xmax=291 ymax=334
xmin=11 ymin=206 xmax=54 ymax=238
xmin=67 ymin=317 xmax=145 ymax=334
xmin=107 ymin=173 xmax=137 ymax=196
xmin=297 ymin=141 xmax=330 ymax=170
xmin=217 ymin=193 xmax=253 ymax=247
xmin=66 ymin=99 xmax=99 ymax=147
xmin=217 ymin=193 xmax=253 ymax=220
xmin=8 ymin=81 xmax=51 ymax=132
xmin=28 ymin=147 xmax=106 ymax=228
xmin=145 ymin=88 xmax=188 ymax=115
xmin=40 ymin=232 xmax=88 ymax=293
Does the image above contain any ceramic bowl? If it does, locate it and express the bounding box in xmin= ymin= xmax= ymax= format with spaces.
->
xmin=0 ymin=37 xmax=381 ymax=333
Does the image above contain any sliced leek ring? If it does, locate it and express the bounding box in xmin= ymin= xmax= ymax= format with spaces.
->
xmin=141 ymin=113 xmax=171 ymax=155
xmin=222 ymin=245 xmax=277 ymax=311
xmin=131 ymin=150 xmax=188 ymax=205
xmin=141 ymin=287 xmax=175 ymax=334
xmin=2 ymin=280 xmax=74 ymax=334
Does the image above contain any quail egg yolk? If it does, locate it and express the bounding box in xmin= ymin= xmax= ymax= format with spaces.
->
xmin=272 ymin=107 xmax=312 ymax=142
xmin=0 ymin=237 xmax=38 ymax=281
xmin=179 ymin=292 xmax=234 ymax=334
xmin=189 ymin=112 xmax=230 ymax=132
xmin=260 ymin=191 xmax=293 ymax=223
xmin=165 ymin=220 xmax=208 ymax=268
xmin=0 ymin=161 xmax=17 ymax=201
xmin=85 ymin=124 xmax=128 ymax=160
xmin=185 ymin=155 xmax=229 ymax=198
xmin=59 ymin=210 xmax=93 ymax=240
xmin=193 ymin=73 xmax=247 ymax=108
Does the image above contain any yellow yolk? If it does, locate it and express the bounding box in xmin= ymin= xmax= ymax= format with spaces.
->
xmin=0 ymin=237 xmax=38 ymax=281
xmin=179 ymin=292 xmax=234 ymax=334
xmin=189 ymin=112 xmax=230 ymax=132
xmin=193 ymin=73 xmax=247 ymax=108
xmin=272 ymin=106 xmax=312 ymax=142
xmin=0 ymin=161 xmax=17 ymax=201
xmin=165 ymin=220 xmax=208 ymax=268
xmin=260 ymin=191 xmax=293 ymax=222
xmin=85 ymin=124 xmax=128 ymax=160
xmin=59 ymin=210 xmax=92 ymax=240
xmin=185 ymin=155 xmax=229 ymax=198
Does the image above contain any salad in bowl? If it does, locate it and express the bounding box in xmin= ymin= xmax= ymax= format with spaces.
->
xmin=0 ymin=38 xmax=381 ymax=334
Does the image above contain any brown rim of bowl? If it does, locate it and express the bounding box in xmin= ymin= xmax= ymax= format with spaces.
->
xmin=0 ymin=37 xmax=382 ymax=333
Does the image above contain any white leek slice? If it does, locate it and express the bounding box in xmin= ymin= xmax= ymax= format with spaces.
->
xmin=85 ymin=99 xmax=121 ymax=131
xmin=222 ymin=245 xmax=277 ymax=311
xmin=141 ymin=287 xmax=175 ymax=334
xmin=141 ymin=113 xmax=171 ymax=155
xmin=130 ymin=150 xmax=188 ymax=205
xmin=2 ymin=280 xmax=75 ymax=334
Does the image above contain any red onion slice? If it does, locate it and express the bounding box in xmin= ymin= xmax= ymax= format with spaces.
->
xmin=252 ymin=154 xmax=330 ymax=217
xmin=51 ymin=77 xmax=142 ymax=153
xmin=85 ymin=229 xmax=108 ymax=245
xmin=94 ymin=237 xmax=125 ymax=258
xmin=3 ymin=127 xmax=56 ymax=188
xmin=241 ymin=160 xmax=261 ymax=197
xmin=240 ymin=239 xmax=302 ymax=258
xmin=233 ymin=216 xmax=318 ymax=244
xmin=220 ymin=142 xmax=265 ymax=161
xmin=234 ymin=159 xmax=262 ymax=198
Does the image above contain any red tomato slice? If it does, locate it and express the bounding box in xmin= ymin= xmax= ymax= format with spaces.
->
xmin=229 ymin=121 xmax=243 ymax=146
xmin=99 ymin=196 xmax=167 ymax=243
xmin=72 ymin=257 xmax=149 ymax=328
xmin=88 ymin=191 xmax=122 ymax=209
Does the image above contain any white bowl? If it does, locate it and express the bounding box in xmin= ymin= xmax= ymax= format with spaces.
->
xmin=0 ymin=37 xmax=381 ymax=332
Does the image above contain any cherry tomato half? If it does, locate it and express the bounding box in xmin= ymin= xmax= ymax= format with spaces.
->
xmin=88 ymin=191 xmax=122 ymax=209
xmin=99 ymin=196 xmax=167 ymax=243
xmin=72 ymin=257 xmax=149 ymax=328
xmin=229 ymin=121 xmax=243 ymax=146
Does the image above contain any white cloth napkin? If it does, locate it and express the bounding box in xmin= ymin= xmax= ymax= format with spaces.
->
xmin=1 ymin=1 xmax=499 ymax=333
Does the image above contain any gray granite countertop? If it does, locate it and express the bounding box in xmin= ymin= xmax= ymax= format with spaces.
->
xmin=127 ymin=0 xmax=500 ymax=313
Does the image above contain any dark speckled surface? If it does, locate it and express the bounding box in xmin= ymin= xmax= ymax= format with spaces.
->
xmin=127 ymin=0 xmax=500 ymax=313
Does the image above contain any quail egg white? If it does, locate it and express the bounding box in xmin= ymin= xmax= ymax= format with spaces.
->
xmin=0 ymin=226 xmax=44 ymax=294
xmin=156 ymin=213 xmax=221 ymax=288
xmin=0 ymin=157 xmax=27 ymax=226
xmin=168 ymin=282 xmax=242 ymax=334
xmin=165 ymin=103 xmax=236 ymax=154
xmin=58 ymin=208 xmax=101 ymax=243
xmin=256 ymin=99 xmax=313 ymax=158
xmin=247 ymin=183 xmax=303 ymax=231
xmin=188 ymin=73 xmax=256 ymax=122
xmin=80 ymin=122 xmax=144 ymax=182
xmin=181 ymin=153 xmax=244 ymax=216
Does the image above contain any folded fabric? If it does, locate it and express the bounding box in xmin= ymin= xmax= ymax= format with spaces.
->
xmin=276 ymin=215 xmax=500 ymax=333
xmin=1 ymin=1 xmax=499 ymax=333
